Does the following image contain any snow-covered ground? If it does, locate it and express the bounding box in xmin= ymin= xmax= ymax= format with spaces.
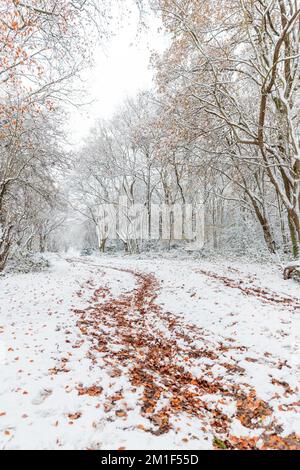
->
xmin=0 ymin=254 xmax=299 ymax=450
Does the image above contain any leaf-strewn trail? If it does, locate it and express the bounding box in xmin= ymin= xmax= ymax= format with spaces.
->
xmin=71 ymin=259 xmax=300 ymax=450
xmin=199 ymin=269 xmax=300 ymax=311
xmin=0 ymin=255 xmax=299 ymax=449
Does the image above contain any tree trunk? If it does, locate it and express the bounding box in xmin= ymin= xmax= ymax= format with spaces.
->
xmin=247 ymin=193 xmax=277 ymax=254
xmin=0 ymin=223 xmax=13 ymax=271
xmin=99 ymin=238 xmax=107 ymax=253
xmin=287 ymin=213 xmax=300 ymax=259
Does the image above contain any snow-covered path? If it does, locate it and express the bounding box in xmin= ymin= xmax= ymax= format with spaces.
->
xmin=0 ymin=255 xmax=299 ymax=450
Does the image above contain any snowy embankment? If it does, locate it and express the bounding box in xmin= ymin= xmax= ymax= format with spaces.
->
xmin=0 ymin=254 xmax=299 ymax=450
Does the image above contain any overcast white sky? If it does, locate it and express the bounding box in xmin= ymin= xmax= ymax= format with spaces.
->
xmin=67 ymin=7 xmax=166 ymax=146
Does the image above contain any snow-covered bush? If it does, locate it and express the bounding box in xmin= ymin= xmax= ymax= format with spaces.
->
xmin=2 ymin=252 xmax=50 ymax=275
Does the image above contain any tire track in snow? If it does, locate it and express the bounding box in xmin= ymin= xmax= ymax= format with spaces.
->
xmin=198 ymin=269 xmax=300 ymax=311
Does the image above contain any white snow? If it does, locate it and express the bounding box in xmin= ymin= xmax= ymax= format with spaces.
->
xmin=0 ymin=254 xmax=299 ymax=450
xmin=284 ymin=260 xmax=300 ymax=269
